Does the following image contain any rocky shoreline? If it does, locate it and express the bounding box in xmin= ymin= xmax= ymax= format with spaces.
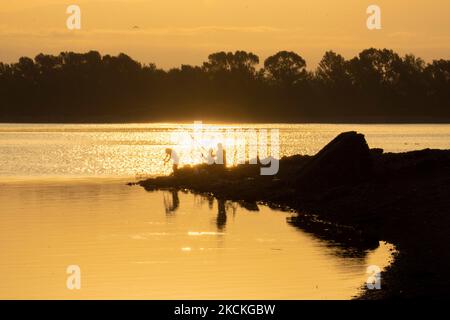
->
xmin=136 ymin=132 xmax=450 ymax=299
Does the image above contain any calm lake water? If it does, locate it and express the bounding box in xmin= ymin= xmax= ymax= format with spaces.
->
xmin=1 ymin=123 xmax=449 ymax=299
xmin=1 ymin=123 xmax=450 ymax=180
xmin=0 ymin=181 xmax=395 ymax=299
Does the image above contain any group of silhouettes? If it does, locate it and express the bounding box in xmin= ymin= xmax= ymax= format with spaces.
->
xmin=164 ymin=143 xmax=227 ymax=174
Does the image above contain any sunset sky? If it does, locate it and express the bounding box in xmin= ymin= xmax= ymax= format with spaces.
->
xmin=1 ymin=0 xmax=450 ymax=68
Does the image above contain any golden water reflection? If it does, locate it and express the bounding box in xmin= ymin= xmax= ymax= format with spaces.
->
xmin=0 ymin=181 xmax=395 ymax=299
xmin=1 ymin=123 xmax=449 ymax=180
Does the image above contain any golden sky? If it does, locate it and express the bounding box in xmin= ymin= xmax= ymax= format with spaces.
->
xmin=1 ymin=0 xmax=449 ymax=68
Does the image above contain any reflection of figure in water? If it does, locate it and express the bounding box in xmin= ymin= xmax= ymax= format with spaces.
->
xmin=164 ymin=148 xmax=179 ymax=175
xmin=207 ymin=195 xmax=214 ymax=210
xmin=163 ymin=190 xmax=179 ymax=214
xmin=215 ymin=199 xmax=237 ymax=231
xmin=217 ymin=199 xmax=227 ymax=231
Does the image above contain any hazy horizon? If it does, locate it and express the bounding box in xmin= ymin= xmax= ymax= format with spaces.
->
xmin=1 ymin=0 xmax=450 ymax=68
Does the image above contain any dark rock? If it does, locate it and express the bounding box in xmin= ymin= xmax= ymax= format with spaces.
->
xmin=296 ymin=131 xmax=372 ymax=191
xmin=370 ymin=148 xmax=384 ymax=156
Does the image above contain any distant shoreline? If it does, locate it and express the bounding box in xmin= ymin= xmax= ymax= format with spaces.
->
xmin=2 ymin=120 xmax=450 ymax=125
xmin=2 ymin=50 xmax=449 ymax=125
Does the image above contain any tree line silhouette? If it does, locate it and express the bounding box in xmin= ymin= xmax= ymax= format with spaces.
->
xmin=0 ymin=48 xmax=449 ymax=123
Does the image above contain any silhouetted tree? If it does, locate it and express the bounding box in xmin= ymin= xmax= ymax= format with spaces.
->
xmin=264 ymin=51 xmax=307 ymax=86
xmin=316 ymin=51 xmax=351 ymax=89
xmin=203 ymin=50 xmax=259 ymax=76
xmin=0 ymin=48 xmax=449 ymax=123
xmin=425 ymin=59 xmax=450 ymax=115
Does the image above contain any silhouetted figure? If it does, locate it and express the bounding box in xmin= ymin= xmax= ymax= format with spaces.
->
xmin=216 ymin=143 xmax=227 ymax=167
xmin=204 ymin=148 xmax=215 ymax=165
xmin=163 ymin=190 xmax=180 ymax=214
xmin=164 ymin=148 xmax=179 ymax=175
